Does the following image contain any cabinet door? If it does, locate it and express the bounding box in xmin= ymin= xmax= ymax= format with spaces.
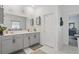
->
xmin=2 ymin=36 xmax=13 ymax=54
xmin=0 ymin=5 xmax=3 ymax=8
xmin=13 ymin=34 xmax=23 ymax=51
xmin=35 ymin=33 xmax=40 ymax=43
xmin=29 ymin=33 xmax=40 ymax=46
xmin=0 ymin=37 xmax=2 ymax=54
xmin=0 ymin=8 xmax=3 ymax=24
xmin=24 ymin=34 xmax=29 ymax=48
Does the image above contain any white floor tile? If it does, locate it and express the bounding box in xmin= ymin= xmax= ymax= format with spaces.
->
xmin=39 ymin=45 xmax=79 ymax=54
xmin=24 ymin=45 xmax=79 ymax=54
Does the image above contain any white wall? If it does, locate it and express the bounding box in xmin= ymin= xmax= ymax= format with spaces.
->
xmin=62 ymin=5 xmax=79 ymax=16
xmin=56 ymin=6 xmax=64 ymax=49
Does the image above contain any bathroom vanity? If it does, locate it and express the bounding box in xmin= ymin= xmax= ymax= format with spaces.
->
xmin=0 ymin=5 xmax=41 ymax=54
xmin=0 ymin=31 xmax=40 ymax=54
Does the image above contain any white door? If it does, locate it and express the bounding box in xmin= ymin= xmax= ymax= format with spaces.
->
xmin=44 ymin=14 xmax=58 ymax=48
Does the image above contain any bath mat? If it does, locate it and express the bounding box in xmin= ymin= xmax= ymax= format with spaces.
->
xmin=31 ymin=49 xmax=46 ymax=54
xmin=30 ymin=43 xmax=43 ymax=50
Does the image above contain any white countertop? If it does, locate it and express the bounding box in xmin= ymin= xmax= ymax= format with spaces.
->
xmin=2 ymin=30 xmax=40 ymax=36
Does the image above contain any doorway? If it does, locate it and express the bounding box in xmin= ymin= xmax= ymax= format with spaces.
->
xmin=69 ymin=15 xmax=78 ymax=47
xmin=43 ymin=13 xmax=58 ymax=48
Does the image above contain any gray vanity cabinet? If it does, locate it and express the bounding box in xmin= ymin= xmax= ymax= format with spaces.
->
xmin=29 ymin=33 xmax=40 ymax=46
xmin=0 ymin=37 xmax=2 ymax=54
xmin=24 ymin=33 xmax=40 ymax=48
xmin=0 ymin=8 xmax=4 ymax=24
xmin=1 ymin=32 xmax=40 ymax=54
xmin=13 ymin=34 xmax=23 ymax=51
xmin=2 ymin=36 xmax=13 ymax=54
xmin=2 ymin=34 xmax=24 ymax=54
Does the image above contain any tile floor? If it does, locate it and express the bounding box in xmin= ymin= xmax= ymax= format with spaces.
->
xmin=15 ymin=44 xmax=79 ymax=54
xmin=23 ymin=45 xmax=79 ymax=54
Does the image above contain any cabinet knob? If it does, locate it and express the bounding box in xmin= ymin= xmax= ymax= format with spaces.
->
xmin=28 ymin=37 xmax=30 ymax=40
xmin=13 ymin=39 xmax=15 ymax=43
xmin=34 ymin=35 xmax=36 ymax=38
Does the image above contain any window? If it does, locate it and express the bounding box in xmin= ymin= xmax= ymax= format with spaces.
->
xmin=12 ymin=22 xmax=20 ymax=29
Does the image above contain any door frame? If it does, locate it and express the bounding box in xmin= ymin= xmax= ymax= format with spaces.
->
xmin=43 ymin=13 xmax=56 ymax=48
xmin=64 ymin=14 xmax=79 ymax=46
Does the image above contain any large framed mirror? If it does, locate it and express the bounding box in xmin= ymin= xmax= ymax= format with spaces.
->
xmin=36 ymin=16 xmax=41 ymax=25
xmin=30 ymin=18 xmax=34 ymax=26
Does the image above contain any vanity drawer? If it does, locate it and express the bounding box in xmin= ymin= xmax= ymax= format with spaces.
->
xmin=2 ymin=36 xmax=13 ymax=41
xmin=29 ymin=33 xmax=36 ymax=39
